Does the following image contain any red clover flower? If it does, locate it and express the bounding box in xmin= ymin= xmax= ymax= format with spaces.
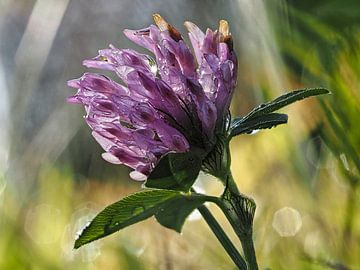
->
xmin=68 ymin=14 xmax=237 ymax=181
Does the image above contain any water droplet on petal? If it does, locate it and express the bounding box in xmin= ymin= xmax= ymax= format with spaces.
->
xmin=150 ymin=65 xmax=158 ymax=75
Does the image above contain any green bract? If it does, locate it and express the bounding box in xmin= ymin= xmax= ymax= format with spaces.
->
xmin=144 ymin=151 xmax=203 ymax=192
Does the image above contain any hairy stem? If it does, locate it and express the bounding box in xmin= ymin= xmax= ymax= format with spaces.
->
xmin=217 ymin=173 xmax=259 ymax=270
xmin=203 ymin=136 xmax=259 ymax=269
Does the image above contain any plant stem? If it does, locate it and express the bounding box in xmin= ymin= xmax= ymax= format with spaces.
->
xmin=202 ymin=137 xmax=259 ymax=269
xmin=197 ymin=204 xmax=247 ymax=270
xmin=237 ymin=231 xmax=258 ymax=270
xmin=214 ymin=172 xmax=259 ymax=270
xmin=212 ymin=197 xmax=258 ymax=270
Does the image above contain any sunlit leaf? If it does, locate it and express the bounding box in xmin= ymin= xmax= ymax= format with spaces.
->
xmin=243 ymin=88 xmax=329 ymax=120
xmin=145 ymin=151 xmax=202 ymax=192
xmin=74 ymin=189 xmax=179 ymax=248
xmin=229 ymin=88 xmax=329 ymax=139
xmin=74 ymin=189 xmax=212 ymax=248
xmin=230 ymin=113 xmax=288 ymax=137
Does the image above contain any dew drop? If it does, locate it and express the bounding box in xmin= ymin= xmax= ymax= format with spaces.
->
xmin=150 ymin=64 xmax=158 ymax=75
xmin=75 ymin=221 xmax=91 ymax=240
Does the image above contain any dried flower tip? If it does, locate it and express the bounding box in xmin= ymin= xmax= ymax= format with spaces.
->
xmin=218 ymin=20 xmax=233 ymax=50
xmin=219 ymin=20 xmax=229 ymax=37
xmin=152 ymin=14 xmax=168 ymax=31
xmin=153 ymin=13 xmax=182 ymax=41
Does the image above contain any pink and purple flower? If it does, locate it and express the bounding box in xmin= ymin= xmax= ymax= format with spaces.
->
xmin=68 ymin=14 xmax=237 ymax=181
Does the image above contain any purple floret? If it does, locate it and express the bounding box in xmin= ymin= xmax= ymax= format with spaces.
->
xmin=68 ymin=14 xmax=237 ymax=180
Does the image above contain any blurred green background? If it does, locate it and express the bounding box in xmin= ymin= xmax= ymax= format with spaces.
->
xmin=0 ymin=0 xmax=359 ymax=269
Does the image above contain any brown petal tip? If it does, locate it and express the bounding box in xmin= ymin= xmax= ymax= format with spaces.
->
xmin=153 ymin=13 xmax=168 ymax=31
xmin=219 ymin=20 xmax=229 ymax=37
xmin=153 ymin=13 xmax=182 ymax=41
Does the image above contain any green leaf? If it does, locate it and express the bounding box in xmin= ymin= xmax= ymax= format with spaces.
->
xmin=145 ymin=151 xmax=202 ymax=192
xmin=155 ymin=194 xmax=209 ymax=232
xmin=74 ymin=189 xmax=212 ymax=248
xmin=74 ymin=189 xmax=179 ymax=249
xmin=243 ymin=88 xmax=330 ymax=120
xmin=230 ymin=113 xmax=288 ymax=137
xmin=229 ymin=88 xmax=329 ymax=138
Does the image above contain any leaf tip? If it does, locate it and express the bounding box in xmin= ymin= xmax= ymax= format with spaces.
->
xmin=320 ymin=88 xmax=331 ymax=95
xmin=73 ymin=240 xmax=82 ymax=249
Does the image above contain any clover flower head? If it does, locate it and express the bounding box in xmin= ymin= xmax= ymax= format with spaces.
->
xmin=68 ymin=14 xmax=237 ymax=181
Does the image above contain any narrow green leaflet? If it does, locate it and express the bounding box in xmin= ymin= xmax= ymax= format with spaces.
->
xmin=243 ymin=88 xmax=329 ymax=120
xmin=145 ymin=151 xmax=202 ymax=192
xmin=230 ymin=113 xmax=288 ymax=137
xmin=230 ymin=88 xmax=329 ymax=138
xmin=155 ymin=194 xmax=209 ymax=232
xmin=74 ymin=189 xmax=211 ymax=249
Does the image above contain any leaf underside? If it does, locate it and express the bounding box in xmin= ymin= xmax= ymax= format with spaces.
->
xmin=230 ymin=113 xmax=288 ymax=137
xmin=155 ymin=194 xmax=208 ymax=232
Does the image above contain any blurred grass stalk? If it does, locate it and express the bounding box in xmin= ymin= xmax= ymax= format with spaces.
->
xmin=273 ymin=1 xmax=360 ymax=266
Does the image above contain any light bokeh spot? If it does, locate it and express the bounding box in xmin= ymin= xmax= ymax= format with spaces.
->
xmin=25 ymin=203 xmax=61 ymax=244
xmin=272 ymin=207 xmax=302 ymax=237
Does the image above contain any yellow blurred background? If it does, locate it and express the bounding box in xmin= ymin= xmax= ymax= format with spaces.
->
xmin=0 ymin=0 xmax=359 ymax=269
